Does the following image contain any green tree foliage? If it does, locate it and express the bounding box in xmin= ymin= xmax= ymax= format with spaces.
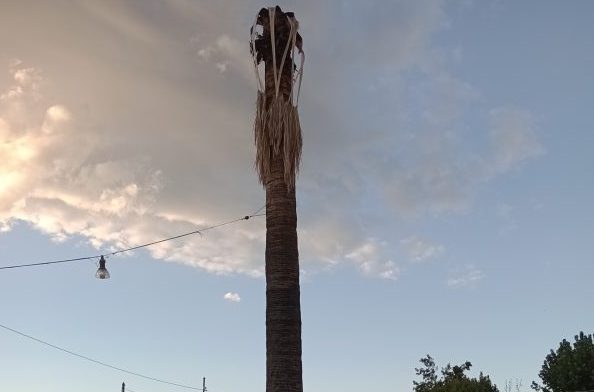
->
xmin=531 ymin=331 xmax=594 ymax=392
xmin=414 ymin=355 xmax=499 ymax=392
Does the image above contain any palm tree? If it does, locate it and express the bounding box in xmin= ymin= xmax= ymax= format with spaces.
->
xmin=251 ymin=6 xmax=304 ymax=392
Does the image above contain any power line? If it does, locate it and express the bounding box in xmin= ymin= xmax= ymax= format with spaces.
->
xmin=126 ymin=380 xmax=208 ymax=392
xmin=0 ymin=323 xmax=200 ymax=390
xmin=251 ymin=204 xmax=266 ymax=216
xmin=0 ymin=255 xmax=98 ymax=270
xmin=0 ymin=207 xmax=266 ymax=271
xmin=126 ymin=384 xmax=205 ymax=392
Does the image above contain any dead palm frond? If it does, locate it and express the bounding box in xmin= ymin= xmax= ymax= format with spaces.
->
xmin=250 ymin=6 xmax=304 ymax=188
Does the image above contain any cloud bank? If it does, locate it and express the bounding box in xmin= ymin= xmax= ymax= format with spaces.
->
xmin=0 ymin=1 xmax=543 ymax=281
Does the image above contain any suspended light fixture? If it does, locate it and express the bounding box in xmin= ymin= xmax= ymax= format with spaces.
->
xmin=95 ymin=256 xmax=110 ymax=279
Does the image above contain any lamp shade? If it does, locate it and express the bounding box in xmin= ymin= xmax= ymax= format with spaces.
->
xmin=95 ymin=256 xmax=110 ymax=279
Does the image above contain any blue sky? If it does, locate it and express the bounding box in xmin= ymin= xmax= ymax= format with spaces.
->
xmin=1 ymin=1 xmax=593 ymax=391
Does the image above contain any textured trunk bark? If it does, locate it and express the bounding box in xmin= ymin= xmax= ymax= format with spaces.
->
xmin=264 ymin=29 xmax=303 ymax=392
xmin=265 ymin=156 xmax=302 ymax=392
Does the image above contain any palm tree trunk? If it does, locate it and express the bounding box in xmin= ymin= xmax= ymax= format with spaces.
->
xmin=264 ymin=23 xmax=303 ymax=392
xmin=265 ymin=156 xmax=302 ymax=392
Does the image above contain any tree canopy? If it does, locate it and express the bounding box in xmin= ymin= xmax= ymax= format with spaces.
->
xmin=414 ymin=355 xmax=499 ymax=392
xmin=532 ymin=331 xmax=594 ymax=392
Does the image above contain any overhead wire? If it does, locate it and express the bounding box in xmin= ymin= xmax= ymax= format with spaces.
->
xmin=0 ymin=255 xmax=99 ymax=270
xmin=126 ymin=384 xmax=206 ymax=392
xmin=0 ymin=323 xmax=201 ymax=390
xmin=0 ymin=207 xmax=262 ymax=388
xmin=250 ymin=204 xmax=266 ymax=216
xmin=0 ymin=206 xmax=266 ymax=271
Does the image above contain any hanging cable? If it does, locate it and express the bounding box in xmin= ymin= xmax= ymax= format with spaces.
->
xmin=251 ymin=203 xmax=266 ymax=216
xmin=0 ymin=255 xmax=100 ymax=270
xmin=0 ymin=323 xmax=201 ymax=390
xmin=126 ymin=384 xmax=206 ymax=392
xmin=0 ymin=206 xmax=266 ymax=271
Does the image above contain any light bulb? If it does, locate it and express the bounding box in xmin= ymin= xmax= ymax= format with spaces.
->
xmin=95 ymin=256 xmax=110 ymax=279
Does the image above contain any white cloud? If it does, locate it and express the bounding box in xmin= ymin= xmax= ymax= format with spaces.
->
xmin=194 ymin=34 xmax=253 ymax=81
xmin=13 ymin=67 xmax=38 ymax=85
xmin=400 ymin=236 xmax=444 ymax=263
xmin=1 ymin=62 xmax=42 ymax=100
xmin=42 ymin=105 xmax=70 ymax=133
xmin=379 ymin=262 xmax=401 ymax=280
xmin=223 ymin=292 xmax=241 ymax=303
xmin=345 ymin=239 xmax=400 ymax=280
xmin=447 ymin=265 xmax=484 ymax=288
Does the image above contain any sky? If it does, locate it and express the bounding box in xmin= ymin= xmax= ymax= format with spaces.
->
xmin=0 ymin=1 xmax=593 ymax=391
